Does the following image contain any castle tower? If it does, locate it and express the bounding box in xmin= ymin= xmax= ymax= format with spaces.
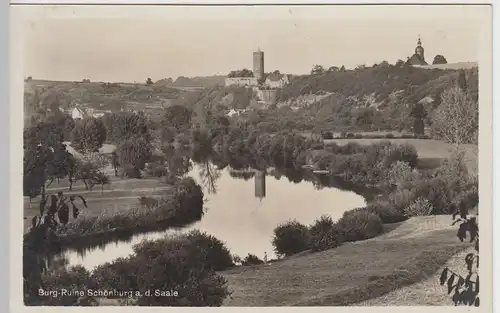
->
xmin=253 ymin=48 xmax=265 ymax=81
xmin=254 ymin=170 xmax=266 ymax=199
xmin=415 ymin=35 xmax=425 ymax=61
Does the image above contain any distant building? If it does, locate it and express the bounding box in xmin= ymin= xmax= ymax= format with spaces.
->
xmin=225 ymin=77 xmax=259 ymax=87
xmin=256 ymin=89 xmax=278 ymax=105
xmin=253 ymin=48 xmax=265 ymax=81
xmin=264 ymin=73 xmax=291 ymax=89
xmin=406 ymin=36 xmax=428 ymax=66
xmin=254 ymin=170 xmax=266 ymax=199
xmin=71 ymin=106 xmax=87 ymax=120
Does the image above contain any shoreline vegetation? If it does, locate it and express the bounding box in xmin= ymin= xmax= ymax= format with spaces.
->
xmin=23 ymin=73 xmax=479 ymax=306
xmin=24 ymin=132 xmax=478 ymax=306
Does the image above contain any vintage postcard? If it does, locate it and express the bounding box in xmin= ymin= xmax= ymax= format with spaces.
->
xmin=10 ymin=3 xmax=493 ymax=311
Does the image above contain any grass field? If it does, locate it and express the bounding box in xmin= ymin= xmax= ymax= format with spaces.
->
xmin=23 ymin=177 xmax=168 ymax=232
xmin=324 ymin=138 xmax=478 ymax=175
xmin=221 ymin=215 xmax=469 ymax=306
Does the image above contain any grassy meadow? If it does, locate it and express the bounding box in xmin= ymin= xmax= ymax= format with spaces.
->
xmin=221 ymin=216 xmax=469 ymax=306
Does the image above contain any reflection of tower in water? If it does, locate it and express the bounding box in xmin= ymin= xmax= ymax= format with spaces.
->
xmin=254 ymin=170 xmax=266 ymax=200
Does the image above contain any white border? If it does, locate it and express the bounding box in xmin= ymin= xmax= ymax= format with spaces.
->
xmin=7 ymin=2 xmax=497 ymax=313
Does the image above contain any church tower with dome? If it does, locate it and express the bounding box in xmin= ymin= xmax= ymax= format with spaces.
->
xmin=405 ymin=35 xmax=428 ymax=66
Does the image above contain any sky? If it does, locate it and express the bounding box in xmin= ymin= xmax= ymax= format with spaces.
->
xmin=20 ymin=5 xmax=488 ymax=83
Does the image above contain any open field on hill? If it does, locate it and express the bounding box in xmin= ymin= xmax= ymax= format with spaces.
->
xmin=324 ymin=138 xmax=478 ymax=175
xmin=221 ymin=215 xmax=469 ymax=306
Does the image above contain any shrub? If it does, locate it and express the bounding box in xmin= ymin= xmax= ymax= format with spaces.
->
xmin=143 ymin=162 xmax=167 ymax=178
xmin=93 ymin=234 xmax=231 ymax=306
xmin=382 ymin=143 xmax=419 ymax=168
xmin=336 ymin=210 xmax=383 ymax=242
xmin=341 ymin=142 xmax=363 ymax=154
xmin=411 ymin=177 xmax=455 ymax=214
xmin=321 ymin=131 xmax=334 ymax=139
xmin=309 ymin=215 xmax=343 ymax=252
xmin=272 ymin=220 xmax=310 ymax=257
xmin=387 ymin=188 xmax=416 ymax=212
xmin=138 ymin=196 xmax=159 ymax=209
xmin=354 ymin=133 xmax=363 ymax=139
xmin=404 ymin=197 xmax=434 ymax=217
xmin=40 ymin=265 xmax=98 ymax=306
xmin=242 ymin=254 xmax=264 ymax=266
xmin=387 ymin=161 xmax=421 ymax=188
xmin=385 ymin=133 xmax=395 ymax=138
xmin=185 ymin=230 xmax=234 ymax=271
xmin=364 ymin=202 xmax=408 ymax=224
xmin=346 ymin=132 xmax=355 ymax=138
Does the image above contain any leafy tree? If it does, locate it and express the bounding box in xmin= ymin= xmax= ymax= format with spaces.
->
xmin=410 ymin=102 xmax=427 ymax=136
xmin=161 ymin=105 xmax=193 ymax=134
xmin=395 ymin=59 xmax=405 ymax=67
xmin=430 ymin=87 xmax=478 ymax=144
xmin=433 ymin=54 xmax=448 ymax=65
xmin=101 ymin=112 xmax=150 ymax=144
xmin=74 ymin=161 xmax=99 ymax=190
xmin=146 ymin=78 xmax=153 ymax=85
xmin=116 ymin=137 xmax=153 ymax=178
xmin=93 ymin=171 xmax=110 ymax=195
xmin=110 ymin=151 xmax=120 ymax=177
xmin=70 ymin=117 xmax=107 ymax=153
xmin=311 ymin=64 xmax=325 ymax=75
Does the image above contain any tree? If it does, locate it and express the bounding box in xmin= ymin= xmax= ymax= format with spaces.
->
xmin=101 ymin=112 xmax=151 ymax=144
xmin=430 ymin=87 xmax=478 ymax=144
xmin=433 ymin=54 xmax=448 ymax=65
xmin=410 ymin=102 xmax=427 ymax=136
xmin=161 ymin=105 xmax=193 ymax=133
xmin=93 ymin=171 xmax=110 ymax=195
xmin=110 ymin=151 xmax=120 ymax=177
xmin=70 ymin=117 xmax=106 ymax=154
xmin=74 ymin=161 xmax=99 ymax=190
xmin=146 ymin=78 xmax=153 ymax=85
xmin=395 ymin=59 xmax=405 ymax=67
xmin=311 ymin=65 xmax=325 ymax=75
xmin=116 ymin=137 xmax=153 ymax=178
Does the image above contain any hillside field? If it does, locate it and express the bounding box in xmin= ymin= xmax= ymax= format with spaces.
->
xmin=221 ymin=215 xmax=470 ymax=306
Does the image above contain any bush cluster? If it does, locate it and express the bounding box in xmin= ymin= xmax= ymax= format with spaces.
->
xmin=271 ymin=210 xmax=385 ymax=256
xmin=92 ymin=230 xmax=232 ymax=306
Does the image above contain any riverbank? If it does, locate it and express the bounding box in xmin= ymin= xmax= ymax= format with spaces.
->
xmin=221 ymin=215 xmax=470 ymax=306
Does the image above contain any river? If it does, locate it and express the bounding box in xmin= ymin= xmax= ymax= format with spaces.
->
xmin=63 ymin=163 xmax=366 ymax=270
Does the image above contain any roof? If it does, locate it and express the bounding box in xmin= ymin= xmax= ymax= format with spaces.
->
xmin=266 ymin=73 xmax=289 ymax=82
xmin=406 ymin=54 xmax=428 ymax=66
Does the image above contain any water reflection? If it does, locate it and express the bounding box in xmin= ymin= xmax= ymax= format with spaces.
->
xmin=63 ymin=163 xmax=367 ymax=270
xmin=254 ymin=170 xmax=266 ymax=200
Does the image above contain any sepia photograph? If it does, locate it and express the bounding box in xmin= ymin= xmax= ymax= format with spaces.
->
xmin=11 ymin=3 xmax=493 ymax=309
